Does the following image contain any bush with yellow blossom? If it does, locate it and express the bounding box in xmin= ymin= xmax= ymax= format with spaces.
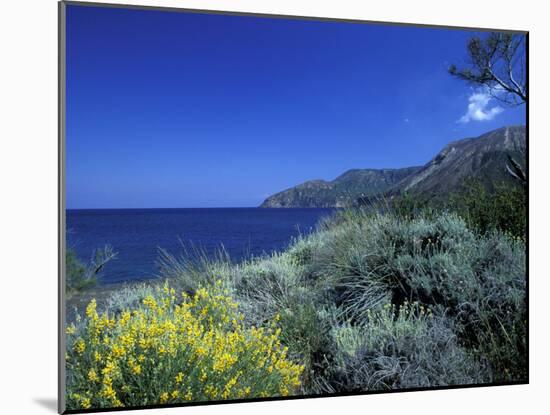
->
xmin=66 ymin=281 xmax=303 ymax=410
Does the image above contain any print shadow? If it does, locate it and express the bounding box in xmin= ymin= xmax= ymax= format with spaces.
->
xmin=34 ymin=397 xmax=57 ymax=412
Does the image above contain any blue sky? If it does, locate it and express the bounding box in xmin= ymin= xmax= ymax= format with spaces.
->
xmin=66 ymin=5 xmax=526 ymax=209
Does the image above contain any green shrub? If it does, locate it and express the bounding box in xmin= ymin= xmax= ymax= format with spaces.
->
xmin=234 ymin=253 xmax=306 ymax=319
xmin=66 ymin=246 xmax=118 ymax=295
xmin=325 ymin=302 xmax=490 ymax=391
xmin=230 ymin=251 xmax=334 ymax=392
xmin=276 ymin=302 xmax=335 ymax=393
xmin=449 ymin=178 xmax=526 ymax=238
xmin=66 ymin=248 xmax=92 ymax=294
xmin=286 ymin=234 xmax=323 ymax=271
xmin=387 ymin=192 xmax=433 ymax=220
xmin=309 ymin=210 xmax=526 ymax=382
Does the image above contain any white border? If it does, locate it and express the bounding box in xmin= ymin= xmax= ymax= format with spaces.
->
xmin=1 ymin=1 xmax=548 ymax=414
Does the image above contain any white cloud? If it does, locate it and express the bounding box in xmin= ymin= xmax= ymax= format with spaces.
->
xmin=458 ymin=89 xmax=504 ymax=123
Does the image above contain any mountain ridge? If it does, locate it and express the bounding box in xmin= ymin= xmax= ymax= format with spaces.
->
xmin=260 ymin=125 xmax=526 ymax=208
xmin=260 ymin=167 xmax=422 ymax=208
xmin=389 ymin=125 xmax=526 ymax=197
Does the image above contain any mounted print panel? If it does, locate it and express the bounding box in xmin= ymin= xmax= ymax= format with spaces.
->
xmin=59 ymin=2 xmax=528 ymax=413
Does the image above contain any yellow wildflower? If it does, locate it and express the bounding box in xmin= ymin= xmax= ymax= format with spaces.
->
xmin=159 ymin=392 xmax=169 ymax=404
xmin=87 ymin=369 xmax=98 ymax=382
xmin=74 ymin=338 xmax=85 ymax=355
xmin=81 ymin=397 xmax=91 ymax=409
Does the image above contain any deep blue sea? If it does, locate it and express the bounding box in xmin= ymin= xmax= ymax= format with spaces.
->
xmin=66 ymin=208 xmax=334 ymax=284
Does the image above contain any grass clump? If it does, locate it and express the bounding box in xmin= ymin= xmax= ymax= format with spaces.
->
xmin=326 ymin=302 xmax=490 ymax=391
xmin=65 ymin=281 xmax=303 ymax=410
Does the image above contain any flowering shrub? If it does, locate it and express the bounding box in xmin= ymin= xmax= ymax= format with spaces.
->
xmin=66 ymin=281 xmax=303 ymax=410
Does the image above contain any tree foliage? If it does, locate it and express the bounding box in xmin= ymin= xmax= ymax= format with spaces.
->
xmin=66 ymin=246 xmax=118 ymax=294
xmin=449 ymin=32 xmax=527 ymax=106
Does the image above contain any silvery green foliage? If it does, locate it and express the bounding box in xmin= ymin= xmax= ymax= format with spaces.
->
xmin=154 ymin=208 xmax=526 ymax=390
xmin=104 ymin=283 xmax=158 ymax=315
xmin=325 ymin=304 xmax=491 ymax=391
xmin=235 ymin=254 xmax=306 ymax=319
xmin=310 ymin=209 xmax=526 ymax=382
xmin=157 ymin=246 xmax=235 ymax=293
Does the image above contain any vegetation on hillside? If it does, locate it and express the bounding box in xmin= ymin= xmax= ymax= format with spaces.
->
xmin=450 ymin=179 xmax=526 ymax=239
xmin=262 ymin=126 xmax=526 ymax=209
xmin=389 ymin=179 xmax=526 ymax=239
xmin=65 ymin=194 xmax=527 ymax=410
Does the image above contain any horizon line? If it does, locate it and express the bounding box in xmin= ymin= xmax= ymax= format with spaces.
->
xmin=65 ymin=124 xmax=526 ymax=212
xmin=66 ymin=206 xmax=338 ymax=210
